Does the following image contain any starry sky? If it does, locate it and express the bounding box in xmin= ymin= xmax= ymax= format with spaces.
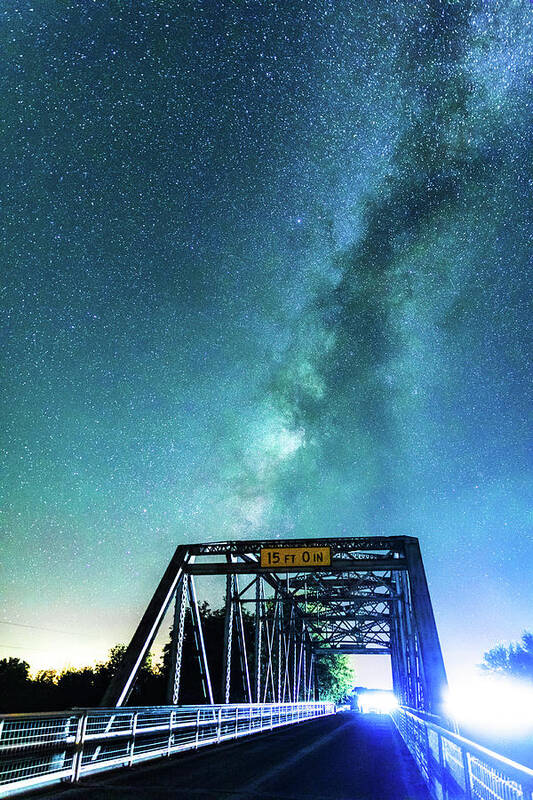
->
xmin=1 ymin=0 xmax=532 ymax=686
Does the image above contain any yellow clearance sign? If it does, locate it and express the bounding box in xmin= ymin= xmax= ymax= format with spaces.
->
xmin=260 ymin=546 xmax=331 ymax=569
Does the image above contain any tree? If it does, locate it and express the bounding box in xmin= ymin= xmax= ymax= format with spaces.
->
xmin=481 ymin=632 xmax=533 ymax=683
xmin=315 ymin=654 xmax=355 ymax=703
xmin=0 ymin=645 xmax=165 ymax=713
xmin=0 ymin=658 xmax=31 ymax=712
xmin=31 ymin=669 xmax=61 ymax=710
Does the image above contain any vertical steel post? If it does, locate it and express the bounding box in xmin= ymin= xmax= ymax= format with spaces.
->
xmin=188 ymin=575 xmax=214 ymax=704
xmin=268 ymin=604 xmax=277 ymax=701
xmin=221 ymin=572 xmax=234 ymax=703
xmin=167 ymin=709 xmax=174 ymax=756
xmin=302 ymin=641 xmax=307 ymax=702
xmin=404 ymin=540 xmax=448 ymax=717
xmin=296 ymin=635 xmax=304 ymax=701
xmin=389 ymin=616 xmax=401 ymax=699
xmin=71 ymin=712 xmax=88 ymax=783
xmin=282 ymin=611 xmax=291 ymax=702
xmin=312 ymin=655 xmax=318 ymax=700
xmin=389 ymin=593 xmax=404 ymax=702
xmin=254 ymin=576 xmax=262 ymax=703
xmin=461 ymin=748 xmax=473 ymax=799
xmin=166 ymin=574 xmax=188 ymax=705
xmin=234 ymin=574 xmax=252 ymax=703
xmin=277 ymin=594 xmax=283 ymax=702
xmin=397 ymin=571 xmax=419 ymax=708
xmin=129 ymin=711 xmax=138 ymax=767
xmin=217 ymin=707 xmax=222 ymax=743
xmin=393 ymin=574 xmax=406 ymax=704
xmin=262 ymin=607 xmax=276 ymax=703
xmin=291 ymin=607 xmax=297 ymax=702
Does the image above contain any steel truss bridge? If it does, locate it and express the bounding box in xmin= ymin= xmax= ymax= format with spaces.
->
xmin=104 ymin=535 xmax=447 ymax=714
xmin=1 ymin=536 xmax=532 ymax=800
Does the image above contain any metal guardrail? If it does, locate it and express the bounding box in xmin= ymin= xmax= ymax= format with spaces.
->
xmin=393 ymin=706 xmax=533 ymax=800
xmin=0 ymin=702 xmax=334 ymax=798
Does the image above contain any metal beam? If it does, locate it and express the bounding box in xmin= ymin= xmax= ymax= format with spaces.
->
xmin=254 ymin=577 xmax=262 ymax=703
xmin=188 ymin=575 xmax=214 ymax=704
xmin=299 ymin=594 xmax=393 ymax=604
xmin=166 ymin=574 xmax=188 ymax=705
xmin=301 ymin=613 xmax=390 ymax=621
xmin=241 ymin=593 xmax=396 ymax=604
xmin=234 ymin=574 xmax=252 ymax=703
xmin=313 ymin=647 xmax=391 ymax=655
xmin=185 ymin=558 xmax=406 ymax=575
xmin=404 ymin=541 xmax=448 ymax=716
xmin=221 ymin=572 xmax=234 ymax=703
xmin=101 ymin=545 xmax=189 ymax=707
xmin=185 ymin=535 xmax=415 ymax=556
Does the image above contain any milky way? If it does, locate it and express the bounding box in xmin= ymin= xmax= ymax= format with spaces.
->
xmin=1 ymin=0 xmax=531 ymax=680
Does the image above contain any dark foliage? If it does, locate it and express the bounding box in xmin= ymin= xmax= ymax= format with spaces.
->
xmin=0 ymin=645 xmax=160 ymax=713
xmin=481 ymin=632 xmax=533 ymax=682
xmin=0 ymin=603 xmax=353 ymax=712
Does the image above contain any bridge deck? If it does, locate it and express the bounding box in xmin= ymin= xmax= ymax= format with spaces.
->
xmin=42 ymin=712 xmax=430 ymax=800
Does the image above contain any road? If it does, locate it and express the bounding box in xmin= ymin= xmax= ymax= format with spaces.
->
xmin=44 ymin=712 xmax=431 ymax=800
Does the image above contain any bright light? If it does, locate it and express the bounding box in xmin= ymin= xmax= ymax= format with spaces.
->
xmin=446 ymin=675 xmax=533 ymax=738
xmin=359 ymin=691 xmax=398 ymax=714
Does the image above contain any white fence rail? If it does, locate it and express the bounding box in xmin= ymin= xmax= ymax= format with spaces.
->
xmin=0 ymin=701 xmax=335 ymax=798
xmin=393 ymin=706 xmax=533 ymax=800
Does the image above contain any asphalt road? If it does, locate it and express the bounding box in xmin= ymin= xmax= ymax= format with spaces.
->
xmin=43 ymin=712 xmax=431 ymax=800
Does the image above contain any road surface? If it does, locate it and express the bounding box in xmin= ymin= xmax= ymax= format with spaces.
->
xmin=44 ymin=711 xmax=431 ymax=800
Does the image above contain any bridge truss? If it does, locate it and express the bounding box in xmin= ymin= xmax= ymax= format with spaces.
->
xmin=103 ymin=536 xmax=448 ymax=717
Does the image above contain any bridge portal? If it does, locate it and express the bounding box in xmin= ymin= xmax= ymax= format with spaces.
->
xmin=103 ymin=536 xmax=448 ymax=718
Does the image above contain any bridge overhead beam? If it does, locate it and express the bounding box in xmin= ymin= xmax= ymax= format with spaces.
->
xmin=240 ymin=595 xmax=393 ymax=605
xmin=313 ymin=647 xmax=391 ymax=655
xmin=288 ymin=578 xmax=394 ymax=589
xmin=301 ymin=613 xmax=390 ymax=621
xmin=185 ymin=558 xmax=407 ymax=575
xmin=301 ymin=595 xmax=394 ymax=605
xmin=185 ymin=535 xmax=414 ymax=556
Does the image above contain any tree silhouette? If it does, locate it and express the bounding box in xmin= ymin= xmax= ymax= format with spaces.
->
xmin=0 ymin=602 xmax=354 ymax=712
xmin=481 ymin=632 xmax=533 ymax=682
xmin=0 ymin=658 xmax=31 ymax=711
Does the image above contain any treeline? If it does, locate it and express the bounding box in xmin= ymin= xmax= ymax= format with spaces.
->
xmin=0 ymin=645 xmax=157 ymax=713
xmin=0 ymin=603 xmax=354 ymax=713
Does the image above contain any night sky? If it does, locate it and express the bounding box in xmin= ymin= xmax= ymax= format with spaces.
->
xmin=1 ymin=0 xmax=531 ymax=686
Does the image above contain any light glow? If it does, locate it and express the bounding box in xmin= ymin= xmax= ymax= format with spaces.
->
xmin=359 ymin=691 xmax=398 ymax=714
xmin=446 ymin=675 xmax=533 ymax=737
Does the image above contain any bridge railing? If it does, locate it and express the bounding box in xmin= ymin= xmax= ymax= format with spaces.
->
xmin=0 ymin=701 xmax=334 ymax=798
xmin=393 ymin=706 xmax=533 ymax=800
